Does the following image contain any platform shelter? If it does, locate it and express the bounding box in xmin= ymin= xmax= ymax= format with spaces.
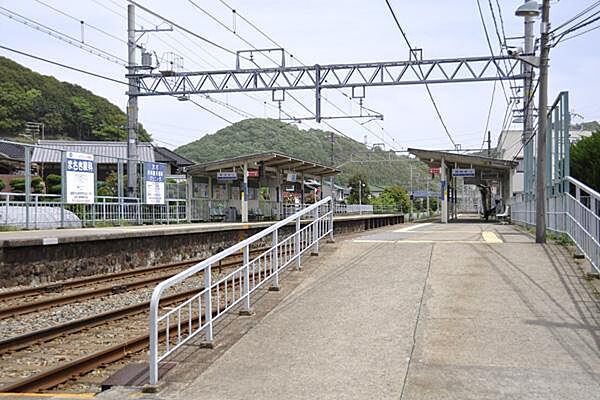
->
xmin=409 ymin=148 xmax=517 ymax=222
xmin=185 ymin=152 xmax=340 ymax=223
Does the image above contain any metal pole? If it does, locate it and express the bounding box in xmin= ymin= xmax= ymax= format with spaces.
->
xmin=536 ymin=0 xmax=550 ymax=244
xmin=523 ymin=10 xmax=536 ymax=200
xmin=358 ymin=180 xmax=362 ymax=215
xmin=487 ymin=130 xmax=491 ymax=157
xmin=410 ymin=164 xmax=413 ymax=220
xmin=127 ymin=5 xmax=139 ymax=197
xmin=24 ymin=147 xmax=31 ymax=229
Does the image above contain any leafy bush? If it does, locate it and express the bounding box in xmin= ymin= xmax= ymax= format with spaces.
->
xmin=9 ymin=176 xmax=44 ymax=193
xmin=0 ymin=180 xmax=5 ymax=191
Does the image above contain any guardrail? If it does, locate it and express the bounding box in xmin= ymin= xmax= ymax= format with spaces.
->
xmin=511 ymin=176 xmax=600 ymax=274
xmin=148 ymin=196 xmax=334 ymax=384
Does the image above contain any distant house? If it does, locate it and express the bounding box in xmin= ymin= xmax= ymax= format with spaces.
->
xmin=153 ymin=146 xmax=194 ymax=175
xmin=369 ymin=184 xmax=386 ymax=198
xmin=0 ymin=141 xmax=25 ymax=174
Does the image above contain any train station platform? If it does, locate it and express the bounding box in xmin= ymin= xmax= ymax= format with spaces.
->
xmin=0 ymin=213 xmax=404 ymax=287
xmin=96 ymin=221 xmax=600 ymax=400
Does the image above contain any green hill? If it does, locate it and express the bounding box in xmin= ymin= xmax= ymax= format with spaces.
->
xmin=176 ymin=118 xmax=430 ymax=187
xmin=0 ymin=56 xmax=150 ymax=142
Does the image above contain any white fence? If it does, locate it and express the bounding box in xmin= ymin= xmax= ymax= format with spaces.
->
xmin=511 ymin=176 xmax=600 ymax=273
xmin=148 ymin=196 xmax=334 ymax=384
xmin=0 ymin=193 xmax=187 ymax=229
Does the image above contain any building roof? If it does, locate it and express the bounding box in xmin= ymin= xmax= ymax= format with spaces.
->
xmin=153 ymin=146 xmax=194 ymax=167
xmin=186 ymin=152 xmax=341 ymax=177
xmin=495 ymin=130 xmax=523 ymax=161
xmin=32 ymin=140 xmax=155 ymax=164
xmin=0 ymin=141 xmax=25 ymax=161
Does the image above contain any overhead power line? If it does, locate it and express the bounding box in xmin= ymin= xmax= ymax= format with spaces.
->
xmin=127 ymin=0 xmax=250 ymax=60
xmin=0 ymin=45 xmax=129 ymax=85
xmin=383 ymin=0 xmax=456 ymax=148
xmin=33 ymin=0 xmax=128 ymax=45
xmin=0 ymin=5 xmax=126 ymax=66
xmin=214 ymin=0 xmax=397 ymax=149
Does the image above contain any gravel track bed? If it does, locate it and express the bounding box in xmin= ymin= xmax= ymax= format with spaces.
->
xmin=0 ymin=267 xmax=188 ymax=311
xmin=0 ymin=275 xmax=209 ymax=339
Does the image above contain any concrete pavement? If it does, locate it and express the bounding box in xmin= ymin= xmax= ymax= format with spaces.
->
xmin=108 ymin=221 xmax=600 ymax=399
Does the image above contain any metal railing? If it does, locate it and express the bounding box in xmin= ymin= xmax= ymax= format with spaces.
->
xmin=148 ymin=196 xmax=334 ymax=384
xmin=511 ymin=176 xmax=600 ymax=273
xmin=0 ymin=192 xmax=187 ymax=229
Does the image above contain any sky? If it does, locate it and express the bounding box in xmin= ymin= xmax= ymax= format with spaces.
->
xmin=0 ymin=0 xmax=598 ymax=152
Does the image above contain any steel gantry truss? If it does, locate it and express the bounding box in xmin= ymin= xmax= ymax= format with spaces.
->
xmin=129 ymin=55 xmax=524 ymax=122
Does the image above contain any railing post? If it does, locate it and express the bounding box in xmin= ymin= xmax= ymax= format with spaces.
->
xmin=240 ymin=244 xmax=253 ymax=315
xmin=311 ymin=205 xmax=320 ymax=256
xmin=295 ymin=216 xmax=301 ymax=270
xmin=328 ymin=200 xmax=335 ymax=243
xmin=270 ymin=229 xmax=280 ymax=291
xmin=149 ymin=298 xmax=159 ymax=385
xmin=203 ymin=265 xmax=214 ymax=345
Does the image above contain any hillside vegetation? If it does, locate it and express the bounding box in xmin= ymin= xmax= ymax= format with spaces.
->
xmin=0 ymin=56 xmax=150 ymax=141
xmin=176 ymin=118 xmax=429 ymax=186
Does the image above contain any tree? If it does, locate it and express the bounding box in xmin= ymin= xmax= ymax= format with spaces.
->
xmin=371 ymin=185 xmax=410 ymax=212
xmin=346 ymin=174 xmax=370 ymax=204
xmin=571 ymin=130 xmax=600 ymax=192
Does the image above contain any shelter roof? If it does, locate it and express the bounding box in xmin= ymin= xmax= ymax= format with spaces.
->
xmin=408 ymin=148 xmax=517 ymax=171
xmin=186 ymin=152 xmax=341 ymax=177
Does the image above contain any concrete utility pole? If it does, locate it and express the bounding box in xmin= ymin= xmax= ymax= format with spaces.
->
xmin=536 ymin=0 xmax=550 ymax=244
xmin=127 ymin=5 xmax=139 ymax=197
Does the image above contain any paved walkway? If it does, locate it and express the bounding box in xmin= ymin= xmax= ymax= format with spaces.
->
xmin=149 ymin=222 xmax=600 ymax=399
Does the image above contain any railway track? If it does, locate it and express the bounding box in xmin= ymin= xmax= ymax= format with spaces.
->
xmin=0 ymin=247 xmax=270 ymax=318
xmin=0 ymin=246 xmax=299 ymax=393
xmin=0 ymin=272 xmax=260 ymax=393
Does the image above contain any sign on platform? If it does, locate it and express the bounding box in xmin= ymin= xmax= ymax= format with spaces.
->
xmin=429 ymin=167 xmax=440 ymax=175
xmin=411 ymin=190 xmax=439 ymax=198
xmin=217 ymin=171 xmax=238 ymax=181
xmin=247 ymin=170 xmax=259 ymax=178
xmin=65 ymin=151 xmax=95 ymax=204
xmin=144 ymin=162 xmax=165 ymax=205
xmin=452 ymin=168 xmax=476 ymax=177
xmin=286 ymin=173 xmax=297 ymax=182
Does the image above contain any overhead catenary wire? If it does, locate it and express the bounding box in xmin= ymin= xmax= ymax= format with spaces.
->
xmin=127 ymin=0 xmax=251 ymax=60
xmin=0 ymin=5 xmax=127 ymax=66
xmin=0 ymin=45 xmax=129 ymax=85
xmin=214 ymin=0 xmax=397 ymax=148
xmin=383 ymin=0 xmax=457 ymax=148
xmin=475 ymin=0 xmax=509 ymax=105
xmin=33 ymin=0 xmax=128 ymax=45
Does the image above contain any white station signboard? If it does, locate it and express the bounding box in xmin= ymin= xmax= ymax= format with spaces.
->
xmin=144 ymin=162 xmax=166 ymax=205
xmin=65 ymin=151 xmax=95 ymax=204
xmin=452 ymin=168 xmax=476 ymax=177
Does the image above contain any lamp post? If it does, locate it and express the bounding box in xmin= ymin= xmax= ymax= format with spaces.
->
xmin=358 ymin=180 xmax=366 ymax=215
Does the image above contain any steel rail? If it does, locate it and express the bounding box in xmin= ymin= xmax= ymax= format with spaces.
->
xmin=0 ymin=288 xmax=199 ymax=354
xmin=0 ymin=259 xmax=202 ymax=301
xmin=0 ymin=265 xmax=275 ymax=393
xmin=0 ymin=249 xmax=269 ymax=318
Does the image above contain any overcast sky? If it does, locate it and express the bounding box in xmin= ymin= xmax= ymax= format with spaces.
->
xmin=1 ymin=0 xmax=598 ymax=151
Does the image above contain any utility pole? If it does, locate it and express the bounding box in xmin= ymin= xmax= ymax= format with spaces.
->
xmin=487 ymin=130 xmax=491 ymax=157
xmin=536 ymin=0 xmax=550 ymax=244
xmin=127 ymin=5 xmax=139 ymax=197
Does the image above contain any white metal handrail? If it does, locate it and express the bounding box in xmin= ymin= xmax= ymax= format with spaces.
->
xmin=148 ymin=196 xmax=334 ymax=384
xmin=511 ymin=176 xmax=600 ymax=274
